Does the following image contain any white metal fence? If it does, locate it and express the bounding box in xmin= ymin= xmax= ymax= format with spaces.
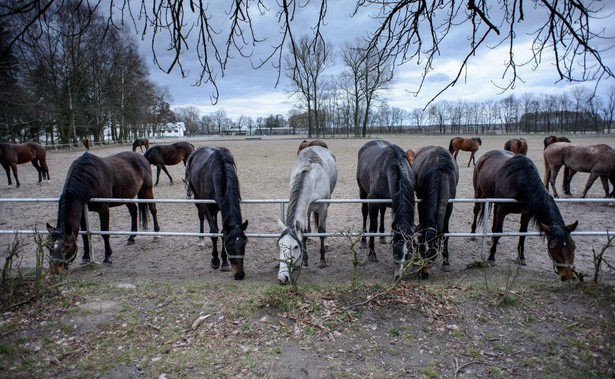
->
xmin=0 ymin=197 xmax=612 ymax=263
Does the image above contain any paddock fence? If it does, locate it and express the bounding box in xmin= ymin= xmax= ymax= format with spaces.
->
xmin=0 ymin=197 xmax=612 ymax=264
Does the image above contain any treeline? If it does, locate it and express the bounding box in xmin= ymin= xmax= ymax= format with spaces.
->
xmin=0 ymin=1 xmax=174 ymax=144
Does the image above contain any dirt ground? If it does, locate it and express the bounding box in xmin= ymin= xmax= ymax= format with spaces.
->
xmin=1 ymin=134 xmax=614 ymax=378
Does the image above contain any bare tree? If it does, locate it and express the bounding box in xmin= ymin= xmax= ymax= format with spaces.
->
xmin=175 ymin=106 xmax=201 ymax=135
xmin=602 ymin=86 xmax=615 ymax=134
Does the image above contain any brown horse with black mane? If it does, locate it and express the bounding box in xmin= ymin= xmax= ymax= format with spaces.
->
xmin=0 ymin=142 xmax=50 ymax=187
xmin=144 ymin=141 xmax=195 ymax=185
xmin=297 ymin=139 xmax=328 ymax=154
xmin=132 ymin=138 xmax=150 ymax=153
xmin=448 ymin=137 xmax=482 ymax=167
xmin=504 ymin=138 xmax=528 ymax=155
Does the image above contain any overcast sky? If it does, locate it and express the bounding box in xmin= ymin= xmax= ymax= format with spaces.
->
xmin=133 ymin=2 xmax=615 ymax=121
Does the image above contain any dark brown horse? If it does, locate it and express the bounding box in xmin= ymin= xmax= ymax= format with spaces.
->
xmin=132 ymin=138 xmax=150 ymax=153
xmin=144 ymin=141 xmax=195 ymax=185
xmin=504 ymin=138 xmax=528 ymax=155
xmin=46 ymin=151 xmax=160 ymax=273
xmin=83 ymin=138 xmax=90 ymax=151
xmin=543 ymin=135 xmax=571 ymax=149
xmin=544 ymin=142 xmax=615 ymax=198
xmin=448 ymin=137 xmax=482 ymax=167
xmin=471 ymin=149 xmax=578 ymax=281
xmin=184 ymin=146 xmax=249 ymax=280
xmin=0 ymin=142 xmax=50 ymax=187
xmin=297 ymin=139 xmax=328 ymax=154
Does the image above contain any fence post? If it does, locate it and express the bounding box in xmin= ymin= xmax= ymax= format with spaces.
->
xmin=84 ymin=203 xmax=94 ymax=263
xmin=480 ymin=199 xmax=490 ymax=261
xmin=280 ymin=202 xmax=285 ymax=224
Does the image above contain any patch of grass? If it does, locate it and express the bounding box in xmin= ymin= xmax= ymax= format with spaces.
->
xmin=419 ymin=363 xmax=440 ymax=378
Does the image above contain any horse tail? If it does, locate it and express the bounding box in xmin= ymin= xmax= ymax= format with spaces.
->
xmin=448 ymin=139 xmax=454 ymax=153
xmin=138 ymin=202 xmax=149 ymax=231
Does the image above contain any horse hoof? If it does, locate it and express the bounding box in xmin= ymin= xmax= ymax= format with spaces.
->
xmin=368 ymin=253 xmax=378 ymax=263
xmin=441 ymin=263 xmax=451 ymax=272
xmin=487 ymin=259 xmax=496 ymax=267
xmin=211 ymin=262 xmax=220 ymax=270
xmin=516 ymin=259 xmax=527 ymax=266
xmin=126 ymin=239 xmax=135 ymax=245
xmin=234 ymin=272 xmax=245 ymax=280
xmin=378 ymin=237 xmax=387 ymax=245
xmin=221 ymin=264 xmax=230 ymax=272
xmin=318 ymin=260 xmax=327 ymax=268
xmin=152 ymin=236 xmax=160 ymax=242
xmin=81 ymin=258 xmax=91 ymax=265
xmin=103 ymin=259 xmax=112 ymax=265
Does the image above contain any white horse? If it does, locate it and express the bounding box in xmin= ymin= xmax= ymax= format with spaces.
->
xmin=277 ymin=146 xmax=337 ymax=284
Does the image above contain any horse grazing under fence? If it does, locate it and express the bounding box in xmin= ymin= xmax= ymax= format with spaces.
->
xmin=144 ymin=141 xmax=194 ymax=186
xmin=357 ymin=140 xmax=416 ymax=281
xmin=132 ymin=138 xmax=150 ymax=153
xmin=46 ymin=151 xmax=160 ymax=274
xmin=448 ymin=137 xmax=482 ymax=167
xmin=184 ymin=146 xmax=249 ymax=280
xmin=297 ymin=139 xmax=328 ymax=154
xmin=504 ymin=138 xmax=528 ymax=155
xmin=471 ymin=149 xmax=579 ymax=281
xmin=413 ymin=146 xmax=459 ymax=276
xmin=277 ymin=146 xmax=337 ymax=284
xmin=0 ymin=142 xmax=50 ymax=187
xmin=544 ymin=142 xmax=615 ymax=198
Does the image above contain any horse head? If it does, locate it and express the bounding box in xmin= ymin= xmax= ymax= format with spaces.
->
xmin=46 ymin=223 xmax=78 ymax=274
xmin=222 ymin=219 xmax=249 ymax=280
xmin=541 ymin=221 xmax=578 ymax=281
xmin=277 ymin=220 xmax=303 ymax=284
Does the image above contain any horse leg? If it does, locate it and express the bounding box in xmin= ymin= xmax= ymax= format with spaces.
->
xmin=80 ymin=211 xmax=91 ymax=263
xmin=359 ymin=191 xmax=368 ymax=246
xmin=317 ymin=206 xmax=329 ymax=268
xmin=565 ymin=169 xmax=577 ymax=195
xmin=160 ymin=165 xmax=174 ymax=184
xmin=154 ymin=165 xmax=162 ymax=186
xmin=487 ymin=204 xmax=504 ymax=264
xmin=599 ymin=175 xmax=610 ymax=197
xmin=207 ymin=212 xmax=224 ymax=270
xmin=548 ymin=165 xmax=561 ymax=198
xmin=467 ymin=152 xmax=474 ymax=167
xmin=31 ymin=160 xmax=42 ymax=183
xmin=516 ymin=213 xmax=531 ymax=265
xmin=126 ymin=202 xmax=138 ymax=244
xmin=378 ymin=208 xmax=387 ymax=244
xmin=581 ymin=173 xmax=600 ymax=198
xmin=1 ymin=163 xmax=11 ymax=186
xmin=99 ymin=208 xmax=113 ymax=264
xmin=367 ymin=205 xmax=379 ymax=262
xmin=453 ymin=150 xmax=458 ymax=160
xmin=441 ymin=205 xmax=454 ymax=271
xmin=10 ymin=163 xmax=19 ymax=187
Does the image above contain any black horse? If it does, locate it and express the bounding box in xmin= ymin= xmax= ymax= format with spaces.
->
xmin=47 ymin=151 xmax=160 ymax=273
xmin=184 ymin=146 xmax=248 ymax=280
xmin=413 ymin=146 xmax=459 ymax=276
xmin=471 ymin=149 xmax=579 ymax=281
xmin=356 ymin=140 xmax=416 ymax=281
xmin=144 ymin=141 xmax=194 ymax=185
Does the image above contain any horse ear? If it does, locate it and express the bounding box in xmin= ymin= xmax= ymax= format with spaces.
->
xmin=566 ymin=220 xmax=579 ymax=233
xmin=539 ymin=223 xmax=551 ymax=234
xmin=277 ymin=219 xmax=286 ymax=230
xmin=241 ymin=220 xmax=248 ymax=230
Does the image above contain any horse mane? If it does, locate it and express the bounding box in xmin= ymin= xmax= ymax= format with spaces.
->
xmin=503 ymin=155 xmax=566 ymax=229
xmin=387 ymin=147 xmax=415 ymax=234
xmin=56 ymin=153 xmax=100 ymax=230
xmin=286 ymin=149 xmax=324 ymax=228
xmin=216 ymin=148 xmax=243 ymax=225
xmin=416 ymin=149 xmax=455 ymax=235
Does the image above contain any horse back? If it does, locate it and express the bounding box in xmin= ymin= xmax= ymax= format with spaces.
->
xmin=357 ymin=140 xmax=411 ymax=199
xmin=185 ymin=146 xmax=226 ymax=199
xmin=473 ymin=149 xmax=515 ymax=198
xmin=103 ymin=152 xmax=152 ymax=200
xmin=293 ymin=146 xmax=337 ymax=198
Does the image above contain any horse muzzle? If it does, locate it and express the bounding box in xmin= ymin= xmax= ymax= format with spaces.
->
xmin=231 ymin=261 xmax=245 ymax=280
xmin=49 ymin=262 xmax=69 ymax=275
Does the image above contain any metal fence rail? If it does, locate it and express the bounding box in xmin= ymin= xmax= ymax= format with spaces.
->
xmin=0 ymin=197 xmax=612 ymax=263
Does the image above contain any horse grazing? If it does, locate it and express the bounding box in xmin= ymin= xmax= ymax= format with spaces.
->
xmin=413 ymin=146 xmax=459 ymax=276
xmin=544 ymin=142 xmax=615 ymax=198
xmin=357 ymin=140 xmax=416 ymax=281
xmin=132 ymin=138 xmax=150 ymax=153
xmin=184 ymin=146 xmax=249 ymax=280
xmin=297 ymin=139 xmax=328 ymax=154
xmin=471 ymin=149 xmax=578 ymax=281
xmin=277 ymin=146 xmax=337 ymax=284
xmin=83 ymin=138 xmax=90 ymax=150
xmin=504 ymin=138 xmax=528 ymax=155
xmin=544 ymin=135 xmax=571 ymax=149
xmin=448 ymin=137 xmax=482 ymax=167
xmin=0 ymin=142 xmax=50 ymax=187
xmin=46 ymin=151 xmax=160 ymax=274
xmin=144 ymin=141 xmax=194 ymax=186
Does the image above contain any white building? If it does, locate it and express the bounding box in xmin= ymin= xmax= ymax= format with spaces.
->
xmin=160 ymin=122 xmax=186 ymax=138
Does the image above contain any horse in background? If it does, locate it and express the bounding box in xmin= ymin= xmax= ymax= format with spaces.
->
xmin=297 ymin=139 xmax=328 ymax=154
xmin=448 ymin=137 xmax=482 ymax=167
xmin=357 ymin=140 xmax=416 ymax=281
xmin=412 ymin=146 xmax=459 ymax=276
xmin=471 ymin=149 xmax=578 ymax=281
xmin=504 ymin=138 xmax=528 ymax=155
xmin=132 ymin=138 xmax=150 ymax=153
xmin=277 ymin=146 xmax=337 ymax=284
xmin=0 ymin=142 xmax=50 ymax=187
xmin=46 ymin=151 xmax=160 ymax=274
xmin=544 ymin=135 xmax=571 ymax=149
xmin=544 ymin=142 xmax=615 ymax=198
xmin=83 ymin=138 xmax=90 ymax=151
xmin=543 ymin=135 xmax=572 ymax=193
xmin=405 ymin=149 xmax=416 ymax=166
xmin=144 ymin=141 xmax=194 ymax=186
xmin=185 ymin=147 xmax=249 ymax=280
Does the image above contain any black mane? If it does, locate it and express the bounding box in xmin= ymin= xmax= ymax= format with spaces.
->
xmin=216 ymin=148 xmax=243 ymax=226
xmin=387 ymin=146 xmax=415 ymax=234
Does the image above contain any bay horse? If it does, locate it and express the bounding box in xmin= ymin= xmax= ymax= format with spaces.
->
xmin=184 ymin=146 xmax=249 ymax=280
xmin=277 ymin=146 xmax=337 ymax=284
xmin=471 ymin=149 xmax=578 ymax=281
xmin=543 ymin=135 xmax=571 ymax=149
xmin=0 ymin=142 xmax=50 ymax=187
xmin=544 ymin=142 xmax=615 ymax=198
xmin=413 ymin=146 xmax=459 ymax=276
xmin=297 ymin=139 xmax=328 ymax=154
xmin=504 ymin=138 xmax=528 ymax=155
xmin=356 ymin=140 xmax=416 ymax=281
xmin=83 ymin=138 xmax=90 ymax=150
xmin=144 ymin=141 xmax=194 ymax=186
xmin=46 ymin=151 xmax=160 ymax=274
xmin=448 ymin=137 xmax=482 ymax=167
xmin=132 ymin=138 xmax=150 ymax=153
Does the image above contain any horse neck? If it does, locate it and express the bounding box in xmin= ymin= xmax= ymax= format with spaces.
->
xmin=217 ymin=161 xmax=243 ymax=226
xmin=285 ymin=171 xmax=311 ymax=231
xmin=388 ymin=164 xmax=415 ymax=234
xmin=57 ymin=193 xmax=84 ymax=234
xmin=518 ymin=173 xmax=565 ymax=228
